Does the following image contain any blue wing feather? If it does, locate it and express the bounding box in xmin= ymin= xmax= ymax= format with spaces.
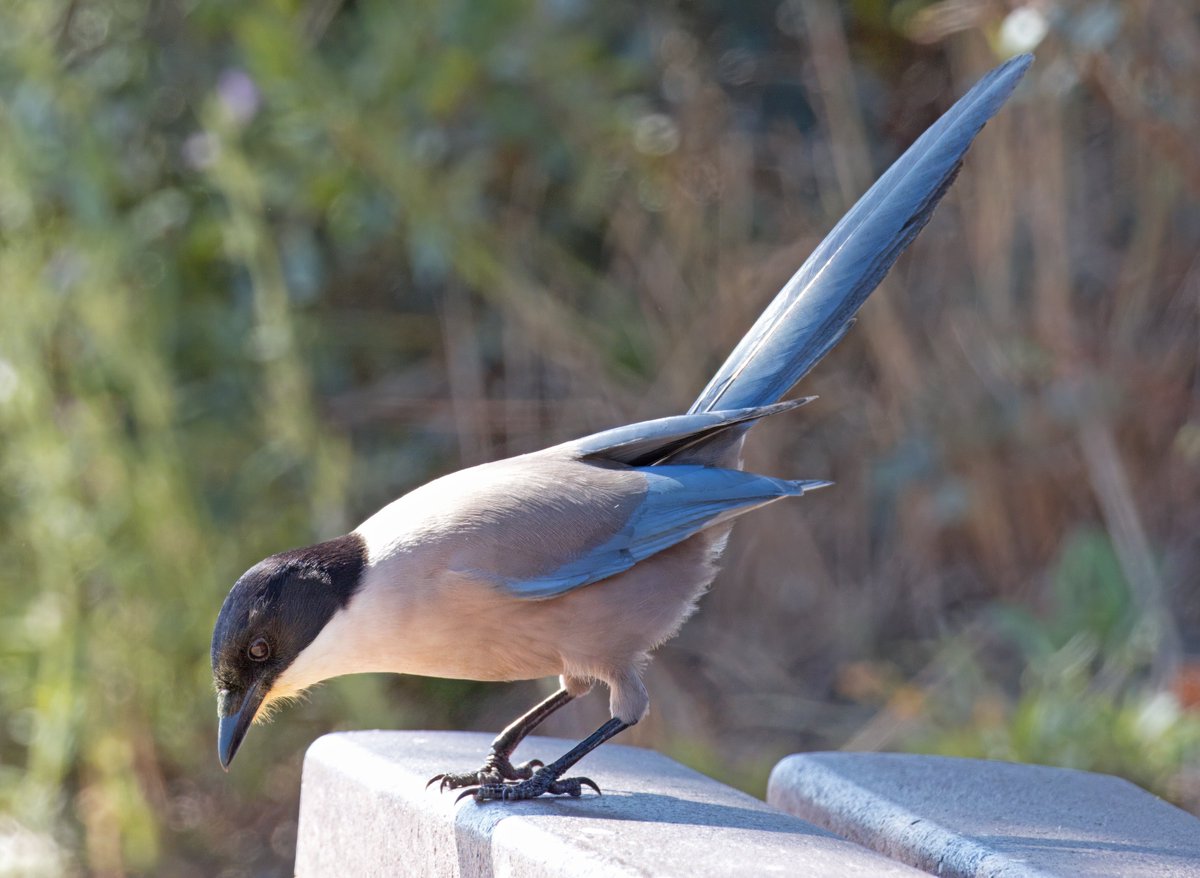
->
xmin=501 ymin=466 xmax=829 ymax=599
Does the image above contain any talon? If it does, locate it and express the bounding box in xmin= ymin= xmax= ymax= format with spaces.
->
xmin=426 ymin=774 xmax=445 ymax=790
xmin=546 ymin=775 xmax=599 ymax=797
xmin=456 ymin=787 xmax=481 ymax=804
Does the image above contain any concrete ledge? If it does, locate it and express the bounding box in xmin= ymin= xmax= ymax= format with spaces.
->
xmin=295 ymin=731 xmax=928 ymax=877
xmin=768 ymin=752 xmax=1200 ymax=878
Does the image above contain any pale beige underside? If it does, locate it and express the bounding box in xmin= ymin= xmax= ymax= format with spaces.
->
xmin=269 ymin=447 xmax=741 ymax=724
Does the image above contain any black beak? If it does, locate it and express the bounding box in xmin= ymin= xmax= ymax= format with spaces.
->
xmin=217 ymin=682 xmax=265 ymax=770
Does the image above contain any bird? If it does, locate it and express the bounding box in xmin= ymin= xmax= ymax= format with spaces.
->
xmin=211 ymin=54 xmax=1031 ymax=802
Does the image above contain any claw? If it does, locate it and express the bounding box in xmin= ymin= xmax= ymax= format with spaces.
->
xmin=456 ymin=787 xmax=481 ymax=804
xmin=426 ymin=774 xmax=445 ymax=790
xmin=547 ymin=775 xmax=602 ymax=797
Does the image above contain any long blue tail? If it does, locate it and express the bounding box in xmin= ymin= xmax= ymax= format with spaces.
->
xmin=690 ymin=54 xmax=1031 ymax=415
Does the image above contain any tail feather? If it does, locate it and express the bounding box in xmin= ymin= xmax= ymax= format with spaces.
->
xmin=689 ymin=54 xmax=1032 ymax=415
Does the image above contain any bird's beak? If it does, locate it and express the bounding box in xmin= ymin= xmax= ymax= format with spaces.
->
xmin=217 ymin=682 xmax=265 ymax=771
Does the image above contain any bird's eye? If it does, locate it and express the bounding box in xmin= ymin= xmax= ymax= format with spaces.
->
xmin=247 ymin=638 xmax=270 ymax=662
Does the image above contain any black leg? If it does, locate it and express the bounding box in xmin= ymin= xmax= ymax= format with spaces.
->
xmin=490 ymin=686 xmax=575 ymax=760
xmin=428 ymin=687 xmax=575 ymax=791
xmin=460 ymin=716 xmax=631 ymax=802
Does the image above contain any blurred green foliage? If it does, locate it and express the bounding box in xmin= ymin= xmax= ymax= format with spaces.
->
xmin=898 ymin=528 xmax=1200 ymax=802
xmin=1 ymin=0 xmax=1198 ymax=875
xmin=0 ymin=1 xmax=655 ymax=874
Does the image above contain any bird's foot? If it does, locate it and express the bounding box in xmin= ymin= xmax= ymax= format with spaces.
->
xmin=427 ymin=753 xmax=543 ymax=792
xmin=456 ymin=768 xmax=601 ymax=803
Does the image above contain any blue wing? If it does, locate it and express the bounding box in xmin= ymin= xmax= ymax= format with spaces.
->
xmin=500 ymin=465 xmax=830 ymax=599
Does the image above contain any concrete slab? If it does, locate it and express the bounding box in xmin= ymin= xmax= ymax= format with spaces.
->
xmin=768 ymin=752 xmax=1200 ymax=878
xmin=295 ymin=731 xmax=929 ymax=877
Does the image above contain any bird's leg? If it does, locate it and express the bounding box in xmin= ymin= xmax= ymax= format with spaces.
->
xmin=428 ymin=686 xmax=575 ymax=791
xmin=460 ymin=716 xmax=630 ymax=802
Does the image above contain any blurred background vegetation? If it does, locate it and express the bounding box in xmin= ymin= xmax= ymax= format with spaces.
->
xmin=1 ymin=0 xmax=1198 ymax=874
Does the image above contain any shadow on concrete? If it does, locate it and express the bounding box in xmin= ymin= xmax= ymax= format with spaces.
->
xmin=451 ymin=789 xmax=837 ymax=878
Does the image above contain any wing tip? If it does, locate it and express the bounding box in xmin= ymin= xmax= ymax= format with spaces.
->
xmin=797 ymin=479 xmax=835 ymax=494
